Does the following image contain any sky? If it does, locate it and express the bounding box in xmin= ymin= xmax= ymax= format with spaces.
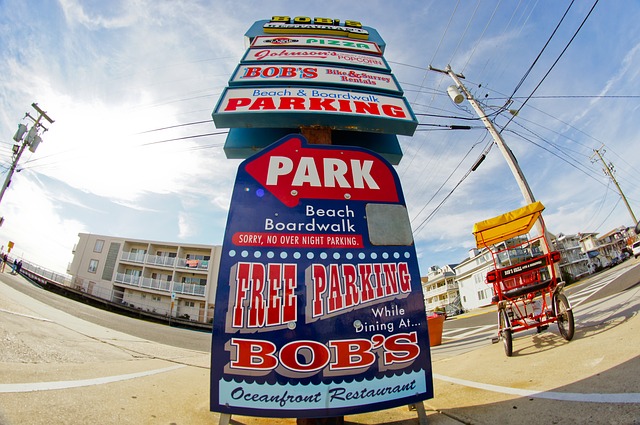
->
xmin=0 ymin=0 xmax=638 ymax=275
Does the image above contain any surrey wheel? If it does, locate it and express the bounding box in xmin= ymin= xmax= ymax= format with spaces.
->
xmin=555 ymin=293 xmax=574 ymax=341
xmin=499 ymin=308 xmax=513 ymax=357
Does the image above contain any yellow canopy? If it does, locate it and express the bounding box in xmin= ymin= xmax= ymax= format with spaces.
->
xmin=472 ymin=201 xmax=545 ymax=248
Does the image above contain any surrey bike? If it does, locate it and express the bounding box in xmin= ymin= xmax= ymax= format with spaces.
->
xmin=472 ymin=201 xmax=574 ymax=357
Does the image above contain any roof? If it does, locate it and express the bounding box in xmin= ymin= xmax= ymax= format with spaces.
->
xmin=472 ymin=201 xmax=545 ymax=248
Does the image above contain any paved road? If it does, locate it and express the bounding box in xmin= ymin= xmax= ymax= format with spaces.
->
xmin=1 ymin=261 xmax=639 ymax=424
xmin=433 ymin=258 xmax=640 ymax=360
xmin=0 ymin=273 xmax=212 ymax=352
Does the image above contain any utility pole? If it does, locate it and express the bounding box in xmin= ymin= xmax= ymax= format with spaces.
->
xmin=429 ymin=65 xmax=549 ymax=240
xmin=0 ymin=103 xmax=54 ymax=211
xmin=591 ymin=146 xmax=638 ymax=225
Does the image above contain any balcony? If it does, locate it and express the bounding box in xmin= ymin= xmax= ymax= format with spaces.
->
xmin=115 ymin=272 xmax=141 ymax=286
xmin=425 ymin=281 xmax=459 ymax=297
xmin=120 ymin=251 xmax=146 ymax=263
xmin=173 ymin=282 xmax=206 ymax=296
xmin=114 ymin=273 xmax=205 ymax=297
xmin=145 ymin=255 xmax=176 ymax=268
xmin=176 ymin=258 xmax=209 ymax=271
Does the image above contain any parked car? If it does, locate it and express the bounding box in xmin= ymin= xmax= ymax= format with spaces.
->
xmin=632 ymin=241 xmax=640 ymax=259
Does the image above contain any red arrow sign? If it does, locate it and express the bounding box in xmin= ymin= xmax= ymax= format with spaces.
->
xmin=244 ymin=135 xmax=399 ymax=207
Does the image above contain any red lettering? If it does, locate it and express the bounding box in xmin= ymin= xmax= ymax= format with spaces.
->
xmin=262 ymin=66 xmax=280 ymax=77
xmin=373 ymin=263 xmax=384 ymax=299
xmin=382 ymin=104 xmax=406 ymax=118
xmin=265 ymin=263 xmax=282 ymax=326
xmin=232 ymin=263 xmax=251 ymax=327
xmin=247 ymin=263 xmax=266 ymax=327
xmin=280 ymin=340 xmax=330 ymax=372
xmin=398 ymin=262 xmax=411 ymax=292
xmin=327 ymin=264 xmax=344 ymax=313
xmin=342 ymin=264 xmax=359 ymax=308
xmin=230 ymin=338 xmax=278 ymax=370
xmin=280 ymin=66 xmax=297 ymax=77
xmin=309 ymin=97 xmax=338 ymax=111
xmin=302 ymin=67 xmax=318 ymax=79
xmin=383 ymin=332 xmax=420 ymax=365
xmin=383 ymin=263 xmax=398 ymax=296
xmin=282 ymin=264 xmax=297 ymax=323
xmin=278 ymin=97 xmax=306 ymax=110
xmin=329 ymin=339 xmax=376 ymax=370
xmin=359 ymin=264 xmax=375 ymax=302
xmin=224 ymin=97 xmax=251 ymax=111
xmin=312 ymin=264 xmax=326 ymax=317
xmin=338 ymin=99 xmax=352 ymax=112
xmin=249 ymin=97 xmax=276 ymax=110
xmin=354 ymin=101 xmax=380 ymax=115
xmin=244 ymin=67 xmax=261 ymax=78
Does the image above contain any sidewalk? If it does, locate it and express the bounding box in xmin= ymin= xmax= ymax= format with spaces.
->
xmin=0 ymin=268 xmax=639 ymax=424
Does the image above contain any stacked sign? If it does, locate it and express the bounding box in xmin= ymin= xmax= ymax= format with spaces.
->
xmin=210 ymin=17 xmax=433 ymax=420
xmin=209 ymin=135 xmax=434 ymax=418
xmin=212 ymin=16 xmax=419 ymax=164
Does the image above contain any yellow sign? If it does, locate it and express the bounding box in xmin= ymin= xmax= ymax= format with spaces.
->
xmin=264 ymin=16 xmax=368 ymax=40
xmin=7 ymin=241 xmax=14 ymax=252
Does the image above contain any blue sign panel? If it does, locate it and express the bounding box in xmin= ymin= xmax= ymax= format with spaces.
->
xmin=210 ymin=134 xmax=434 ymax=418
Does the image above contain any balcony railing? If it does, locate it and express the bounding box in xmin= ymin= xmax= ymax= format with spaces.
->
xmin=114 ymin=272 xmax=205 ymax=296
xmin=120 ymin=252 xmax=146 ymax=263
xmin=173 ymin=282 xmax=206 ymax=296
xmin=425 ymin=282 xmax=459 ymax=297
xmin=176 ymin=258 xmax=209 ymax=271
xmin=115 ymin=272 xmax=141 ymax=285
xmin=145 ymin=255 xmax=176 ymax=268
xmin=140 ymin=276 xmax=172 ymax=292
xmin=120 ymin=251 xmax=209 ymax=271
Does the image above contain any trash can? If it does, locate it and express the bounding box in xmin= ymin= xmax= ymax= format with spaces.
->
xmin=427 ymin=314 xmax=445 ymax=346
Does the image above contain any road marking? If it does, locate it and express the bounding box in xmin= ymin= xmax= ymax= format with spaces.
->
xmin=0 ymin=365 xmax=185 ymax=393
xmin=442 ymin=324 xmax=495 ymax=340
xmin=433 ymin=373 xmax=640 ymax=403
xmin=569 ymin=279 xmax=611 ymax=307
xmin=0 ymin=308 xmax=52 ymax=322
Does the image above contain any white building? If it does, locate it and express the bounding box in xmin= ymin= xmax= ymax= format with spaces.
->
xmin=420 ymin=264 xmax=461 ymax=314
xmin=552 ymin=233 xmax=590 ymax=281
xmin=453 ymin=248 xmax=495 ymax=311
xmin=67 ymin=233 xmax=222 ymax=324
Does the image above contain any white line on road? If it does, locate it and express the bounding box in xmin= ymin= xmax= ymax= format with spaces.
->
xmin=433 ymin=373 xmax=640 ymax=403
xmin=0 ymin=365 xmax=186 ymax=393
xmin=442 ymin=324 xmax=495 ymax=340
xmin=0 ymin=308 xmax=52 ymax=322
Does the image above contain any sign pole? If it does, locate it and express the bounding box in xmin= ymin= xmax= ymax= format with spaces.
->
xmin=297 ymin=125 xmax=342 ymax=425
xmin=300 ymin=126 xmax=332 ymax=145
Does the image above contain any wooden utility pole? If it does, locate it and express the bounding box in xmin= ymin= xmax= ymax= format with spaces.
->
xmin=430 ymin=65 xmax=550 ymax=245
xmin=591 ymin=147 xmax=638 ymax=226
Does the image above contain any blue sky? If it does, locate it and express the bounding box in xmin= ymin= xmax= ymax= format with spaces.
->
xmin=0 ymin=0 xmax=638 ymax=274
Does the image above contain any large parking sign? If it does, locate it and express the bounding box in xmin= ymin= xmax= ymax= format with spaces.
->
xmin=210 ymin=134 xmax=433 ymax=418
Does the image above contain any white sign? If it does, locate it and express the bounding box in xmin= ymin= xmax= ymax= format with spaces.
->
xmin=212 ymin=86 xmax=417 ymax=135
xmin=230 ymin=64 xmax=401 ymax=94
xmin=250 ymin=35 xmax=382 ymax=55
xmin=243 ymin=48 xmax=389 ymax=71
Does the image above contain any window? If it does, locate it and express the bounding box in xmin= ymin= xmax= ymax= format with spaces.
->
xmin=184 ymin=301 xmax=195 ymax=307
xmin=152 ymin=295 xmax=161 ymax=302
xmin=88 ymin=259 xmax=99 ymax=273
xmin=93 ymin=239 xmax=105 ymax=253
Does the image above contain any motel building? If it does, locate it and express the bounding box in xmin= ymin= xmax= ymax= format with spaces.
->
xmin=67 ymin=233 xmax=223 ymax=324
